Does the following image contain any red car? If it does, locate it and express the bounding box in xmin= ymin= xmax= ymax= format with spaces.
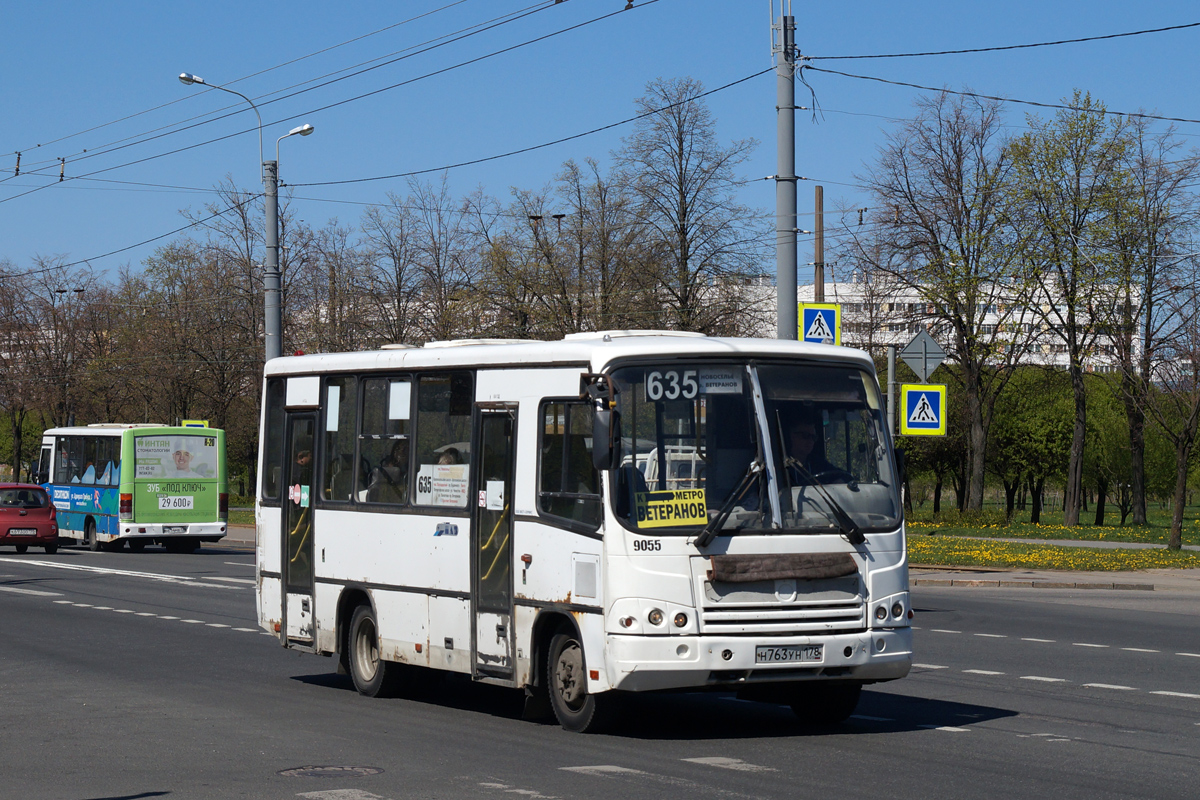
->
xmin=0 ymin=483 xmax=59 ymax=554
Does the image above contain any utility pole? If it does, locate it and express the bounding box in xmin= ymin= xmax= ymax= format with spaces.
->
xmin=773 ymin=1 xmax=797 ymax=340
xmin=814 ymin=184 xmax=824 ymax=302
xmin=263 ymin=160 xmax=282 ymax=361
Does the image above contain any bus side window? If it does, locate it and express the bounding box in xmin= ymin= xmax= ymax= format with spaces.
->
xmin=37 ymin=445 xmax=52 ymax=485
xmin=359 ymin=378 xmax=410 ymax=505
xmin=262 ymin=378 xmax=286 ymax=501
xmin=538 ymin=401 xmax=602 ymax=530
xmin=413 ymin=372 xmax=472 ymax=508
xmin=321 ymin=377 xmax=359 ymax=503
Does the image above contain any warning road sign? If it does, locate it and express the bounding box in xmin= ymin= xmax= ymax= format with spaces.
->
xmin=900 ymin=384 xmax=947 ymax=436
xmin=798 ymin=303 xmax=841 ymax=345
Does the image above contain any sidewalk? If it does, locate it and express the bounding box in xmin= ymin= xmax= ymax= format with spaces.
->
xmin=223 ymin=524 xmax=255 ymax=548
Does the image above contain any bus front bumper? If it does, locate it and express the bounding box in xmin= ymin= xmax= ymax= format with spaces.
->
xmin=112 ymin=523 xmax=227 ymax=541
xmin=605 ymin=628 xmax=912 ymax=692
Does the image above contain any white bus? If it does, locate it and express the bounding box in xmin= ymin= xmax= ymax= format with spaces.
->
xmin=255 ymin=332 xmax=911 ymax=732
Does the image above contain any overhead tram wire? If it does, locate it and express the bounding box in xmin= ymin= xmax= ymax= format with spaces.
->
xmin=803 ymin=65 xmax=1200 ymax=127
xmin=0 ymin=1 xmax=558 ymax=183
xmin=0 ymin=0 xmax=474 ymax=169
xmin=0 ymin=0 xmax=661 ymax=207
xmin=291 ymin=65 xmax=770 ymax=188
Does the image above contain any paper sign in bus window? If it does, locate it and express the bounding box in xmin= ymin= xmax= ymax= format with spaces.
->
xmin=634 ymin=489 xmax=707 ymax=528
xmin=416 ymin=464 xmax=470 ymax=507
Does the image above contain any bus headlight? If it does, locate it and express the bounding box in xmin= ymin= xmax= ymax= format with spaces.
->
xmin=673 ymin=612 xmax=688 ymax=628
xmin=875 ymin=606 xmax=887 ymax=621
xmin=892 ymin=601 xmax=904 ymax=619
xmin=647 ymin=608 xmax=664 ymax=626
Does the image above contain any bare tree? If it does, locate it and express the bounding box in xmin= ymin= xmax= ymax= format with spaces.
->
xmin=615 ymin=77 xmax=763 ymax=333
xmin=849 ymin=92 xmax=1033 ymax=511
xmin=1108 ymin=119 xmax=1200 ymax=525
xmin=1008 ymin=91 xmax=1132 ymax=526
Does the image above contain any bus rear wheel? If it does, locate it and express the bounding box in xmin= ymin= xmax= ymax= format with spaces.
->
xmin=789 ymin=682 xmax=862 ymax=726
xmin=547 ymin=632 xmax=614 ymax=733
xmin=86 ymin=520 xmax=100 ymax=552
xmin=348 ymin=604 xmax=402 ymax=698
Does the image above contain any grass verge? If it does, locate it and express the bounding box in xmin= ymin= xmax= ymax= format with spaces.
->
xmin=228 ymin=509 xmax=254 ymax=526
xmin=909 ymin=534 xmax=1200 ymax=571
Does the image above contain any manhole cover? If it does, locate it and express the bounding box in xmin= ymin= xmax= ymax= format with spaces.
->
xmin=279 ymin=766 xmax=385 ymax=778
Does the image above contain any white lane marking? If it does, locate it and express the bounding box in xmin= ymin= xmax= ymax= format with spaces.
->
xmin=850 ymin=714 xmax=894 ymax=722
xmin=1030 ymin=733 xmax=1057 ymax=737
xmin=52 ymin=599 xmax=72 ymax=604
xmin=181 ymin=619 xmax=205 ymax=624
xmin=1021 ymin=676 xmax=1068 ymax=683
xmin=1022 ymin=638 xmax=1055 ymax=643
xmin=919 ymin=725 xmax=970 ymax=732
xmin=974 ymin=633 xmax=1006 ymax=638
xmin=1073 ymin=643 xmax=1109 ymax=648
xmin=135 ymin=612 xmax=155 ymax=617
xmin=224 ymin=562 xmax=255 ymax=567
xmin=963 ymin=670 xmax=1004 ymax=676
xmin=1084 ymin=684 xmax=1137 ymax=691
xmin=73 ymin=603 xmax=93 ymax=607
xmin=913 ymin=663 xmax=949 ymax=670
xmin=158 ymin=615 xmax=179 ymax=620
xmin=234 ymin=627 xmax=259 ymax=632
xmin=0 ymin=558 xmax=242 ymax=590
xmin=207 ymin=576 xmax=256 ymax=585
xmin=477 ymin=783 xmax=555 ymax=800
xmin=561 ymin=766 xmax=646 ymax=776
xmin=113 ymin=608 xmax=134 ymax=614
xmin=0 ymin=585 xmax=62 ymax=597
xmin=1151 ymin=691 xmax=1200 ymax=699
xmin=93 ymin=606 xmax=113 ymax=610
xmin=930 ymin=629 xmax=961 ymax=634
xmin=1123 ymin=648 xmax=1159 ymax=653
xmin=682 ymin=757 xmax=776 ymax=772
xmin=297 ymin=790 xmax=389 ymax=800
xmin=206 ymin=623 xmax=230 ymax=628
xmin=1176 ymin=653 xmax=1200 ymax=658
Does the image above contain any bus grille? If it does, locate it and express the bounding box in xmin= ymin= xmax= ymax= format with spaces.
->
xmin=697 ymin=571 xmax=867 ymax=636
xmin=700 ymin=601 xmax=866 ymax=635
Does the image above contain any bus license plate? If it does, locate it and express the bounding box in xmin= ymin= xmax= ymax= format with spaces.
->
xmin=755 ymin=644 xmax=823 ymax=664
xmin=8 ymin=528 xmax=37 ymax=536
xmin=158 ymin=496 xmax=193 ymax=510
xmin=163 ymin=525 xmax=187 ymax=535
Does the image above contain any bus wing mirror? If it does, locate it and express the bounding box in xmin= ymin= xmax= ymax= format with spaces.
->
xmin=593 ymin=409 xmax=622 ymax=471
xmin=894 ymin=447 xmax=906 ymax=486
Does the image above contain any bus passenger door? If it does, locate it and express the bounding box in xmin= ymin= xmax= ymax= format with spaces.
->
xmin=472 ymin=407 xmax=516 ymax=680
xmin=282 ymin=412 xmax=317 ymax=645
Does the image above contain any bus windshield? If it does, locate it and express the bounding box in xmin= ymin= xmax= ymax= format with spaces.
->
xmin=609 ymin=360 xmax=900 ymax=536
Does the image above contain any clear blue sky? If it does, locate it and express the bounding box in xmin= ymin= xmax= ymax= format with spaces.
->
xmin=3 ymin=0 xmax=1199 ymax=287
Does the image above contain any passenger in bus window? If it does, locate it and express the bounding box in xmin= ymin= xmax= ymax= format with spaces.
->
xmin=437 ymin=447 xmax=460 ymax=465
xmin=367 ymin=439 xmax=407 ymax=503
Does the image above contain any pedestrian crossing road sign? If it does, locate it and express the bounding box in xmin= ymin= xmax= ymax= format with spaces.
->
xmin=798 ymin=303 xmax=840 ymax=345
xmin=900 ymin=384 xmax=947 ymax=436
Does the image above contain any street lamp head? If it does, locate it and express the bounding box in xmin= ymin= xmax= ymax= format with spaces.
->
xmin=179 ymin=72 xmax=204 ymax=86
xmin=290 ymin=124 xmax=315 ymax=137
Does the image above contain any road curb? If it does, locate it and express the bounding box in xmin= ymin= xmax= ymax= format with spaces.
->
xmin=913 ymin=578 xmax=1154 ymax=591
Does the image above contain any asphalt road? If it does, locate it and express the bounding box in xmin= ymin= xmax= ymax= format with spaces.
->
xmin=2 ymin=543 xmax=1199 ymax=800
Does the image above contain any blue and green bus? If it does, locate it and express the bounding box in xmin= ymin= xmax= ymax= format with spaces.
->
xmin=37 ymin=424 xmax=228 ymax=552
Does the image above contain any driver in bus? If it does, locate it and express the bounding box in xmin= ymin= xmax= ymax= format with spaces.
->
xmin=783 ymin=414 xmax=837 ymax=484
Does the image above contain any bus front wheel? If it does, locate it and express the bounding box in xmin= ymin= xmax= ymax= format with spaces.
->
xmin=547 ymin=632 xmax=614 ymax=733
xmin=348 ymin=604 xmax=401 ymax=698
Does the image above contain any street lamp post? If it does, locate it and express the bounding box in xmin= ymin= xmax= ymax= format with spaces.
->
xmin=179 ymin=73 xmax=314 ymax=361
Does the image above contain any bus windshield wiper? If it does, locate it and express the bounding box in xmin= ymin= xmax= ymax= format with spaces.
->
xmin=695 ymin=459 xmax=763 ymax=548
xmin=787 ymin=459 xmax=865 ymax=545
